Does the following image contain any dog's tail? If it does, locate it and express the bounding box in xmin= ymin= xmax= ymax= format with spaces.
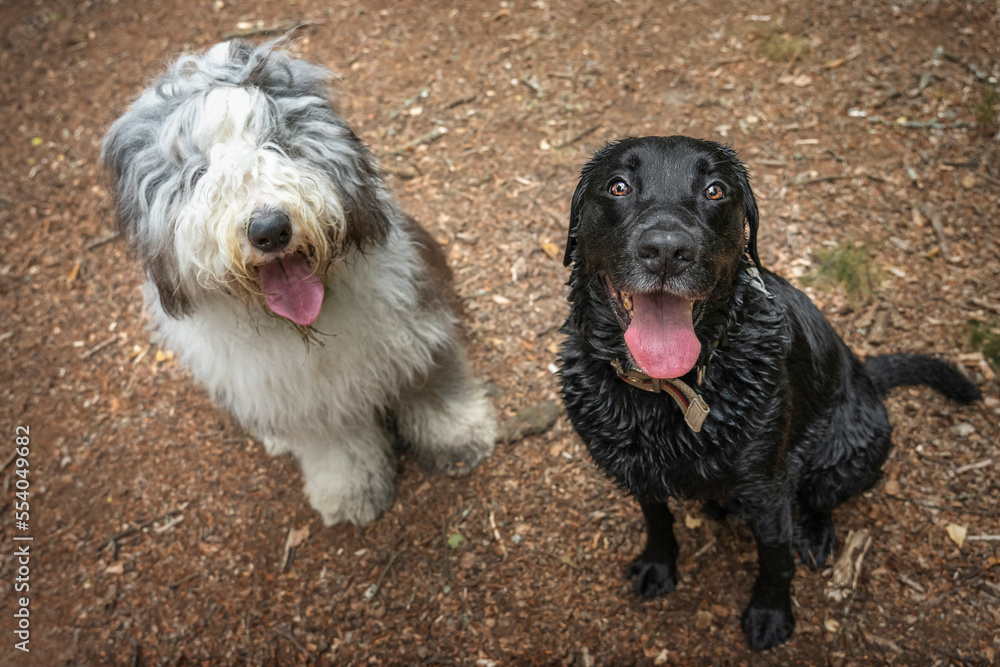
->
xmin=864 ymin=353 xmax=981 ymax=403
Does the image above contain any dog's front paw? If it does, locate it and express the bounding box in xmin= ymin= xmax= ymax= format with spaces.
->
xmin=405 ymin=392 xmax=497 ymax=475
xmin=626 ymin=558 xmax=677 ymax=598
xmin=741 ymin=602 xmax=795 ymax=651
xmin=262 ymin=435 xmax=291 ymax=456
xmin=426 ymin=427 xmax=495 ymax=477
xmin=794 ymin=511 xmax=837 ymax=569
xmin=311 ymin=484 xmax=396 ymax=527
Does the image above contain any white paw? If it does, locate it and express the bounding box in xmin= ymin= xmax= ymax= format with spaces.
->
xmin=408 ymin=393 xmax=497 ymax=474
xmin=262 ymin=435 xmax=291 ymax=455
xmin=308 ymin=482 xmax=396 ymax=527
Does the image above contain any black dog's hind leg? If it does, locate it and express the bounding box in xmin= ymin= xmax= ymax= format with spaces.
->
xmin=741 ymin=498 xmax=796 ymax=651
xmin=796 ymin=394 xmax=893 ymax=569
xmin=794 ymin=508 xmax=837 ymax=569
xmin=627 ymin=498 xmax=679 ymax=598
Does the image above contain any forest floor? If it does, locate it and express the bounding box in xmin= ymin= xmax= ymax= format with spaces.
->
xmin=1 ymin=0 xmax=998 ymax=664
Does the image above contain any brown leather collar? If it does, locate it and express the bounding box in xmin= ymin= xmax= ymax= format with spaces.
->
xmin=610 ymin=359 xmax=710 ymax=432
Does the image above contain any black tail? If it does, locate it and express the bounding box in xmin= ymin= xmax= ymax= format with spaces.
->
xmin=864 ymin=353 xmax=981 ymax=403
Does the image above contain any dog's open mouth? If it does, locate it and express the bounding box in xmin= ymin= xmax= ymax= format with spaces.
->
xmin=257 ymin=253 xmax=325 ymax=327
xmin=605 ymin=275 xmax=702 ymax=380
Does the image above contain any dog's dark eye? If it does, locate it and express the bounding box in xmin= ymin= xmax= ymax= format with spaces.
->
xmin=609 ymin=180 xmax=631 ymax=197
xmin=705 ymin=184 xmax=725 ymax=200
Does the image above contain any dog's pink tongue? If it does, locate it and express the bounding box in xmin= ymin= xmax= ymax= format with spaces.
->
xmin=624 ymin=292 xmax=702 ymax=379
xmin=258 ymin=255 xmax=324 ymax=327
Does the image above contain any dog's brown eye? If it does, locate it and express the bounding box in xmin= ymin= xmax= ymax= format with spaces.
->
xmin=705 ymin=184 xmax=725 ymax=200
xmin=609 ymin=180 xmax=631 ymax=197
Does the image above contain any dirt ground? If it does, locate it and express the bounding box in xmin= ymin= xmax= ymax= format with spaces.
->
xmin=1 ymin=0 xmax=999 ymax=665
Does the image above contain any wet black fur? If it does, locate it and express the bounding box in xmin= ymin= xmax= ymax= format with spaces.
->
xmin=558 ymin=136 xmax=981 ymax=650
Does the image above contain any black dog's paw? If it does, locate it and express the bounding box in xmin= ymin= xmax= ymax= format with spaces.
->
xmin=794 ymin=512 xmax=837 ymax=569
xmin=741 ymin=603 xmax=795 ymax=651
xmin=626 ymin=558 xmax=677 ymax=598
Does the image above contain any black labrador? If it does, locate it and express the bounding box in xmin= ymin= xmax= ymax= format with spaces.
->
xmin=558 ymin=136 xmax=980 ymax=650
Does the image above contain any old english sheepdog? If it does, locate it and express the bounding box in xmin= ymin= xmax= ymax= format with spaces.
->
xmin=102 ymin=40 xmax=496 ymax=525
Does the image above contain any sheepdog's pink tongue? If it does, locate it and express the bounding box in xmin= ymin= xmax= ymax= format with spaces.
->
xmin=624 ymin=292 xmax=702 ymax=379
xmin=258 ymin=255 xmax=324 ymax=327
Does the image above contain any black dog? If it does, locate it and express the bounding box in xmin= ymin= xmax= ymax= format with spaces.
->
xmin=558 ymin=136 xmax=980 ymax=650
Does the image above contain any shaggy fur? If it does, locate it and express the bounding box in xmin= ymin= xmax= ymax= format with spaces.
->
xmin=102 ymin=40 xmax=495 ymax=526
xmin=559 ymin=136 xmax=980 ymax=650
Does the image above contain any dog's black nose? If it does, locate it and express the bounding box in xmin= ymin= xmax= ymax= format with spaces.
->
xmin=635 ymin=228 xmax=696 ymax=276
xmin=248 ymin=210 xmax=292 ymax=252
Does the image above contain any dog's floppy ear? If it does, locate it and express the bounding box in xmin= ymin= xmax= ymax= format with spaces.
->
xmin=564 ymin=174 xmax=590 ymax=267
xmin=715 ymin=142 xmax=762 ymax=270
xmin=340 ymin=135 xmax=392 ymax=251
xmin=741 ymin=172 xmax=762 ymax=271
xmin=101 ymin=113 xmax=193 ymax=318
xmin=565 ymin=141 xmax=625 ymax=267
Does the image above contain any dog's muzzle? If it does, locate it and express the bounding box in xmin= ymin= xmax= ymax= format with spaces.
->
xmin=248 ymin=208 xmax=326 ymax=328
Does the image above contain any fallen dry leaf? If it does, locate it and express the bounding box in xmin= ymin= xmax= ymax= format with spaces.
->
xmin=540 ymin=239 xmax=561 ymax=260
xmin=945 ymin=523 xmax=967 ymax=549
xmin=280 ymin=524 xmax=311 ymax=571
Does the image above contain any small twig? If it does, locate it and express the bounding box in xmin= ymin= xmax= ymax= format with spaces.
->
xmin=274 ymin=627 xmax=311 ymax=657
xmin=931 ymin=644 xmax=979 ymax=666
xmin=866 ymin=116 xmax=976 ymax=130
xmin=1 ymin=451 xmax=18 ymax=474
xmin=791 ymin=173 xmax=851 ymax=187
xmin=79 ymin=334 xmax=118 ymax=360
xmin=527 ymin=547 xmax=576 ymax=568
xmin=935 ymin=47 xmax=992 ymax=83
xmin=687 ymin=537 xmax=717 ymax=563
xmin=897 ymin=573 xmax=927 ymax=594
xmin=100 ymin=505 xmax=188 ymax=552
xmin=489 ymin=509 xmax=508 ymax=560
xmin=168 ymin=572 xmax=199 ymax=590
xmin=443 ymin=94 xmax=477 ymax=110
xmin=392 ymin=126 xmax=448 ymax=154
xmin=916 ymin=202 xmax=951 ymax=257
xmin=367 ymin=550 xmax=402 ymax=602
xmin=951 ymin=458 xmax=993 ymax=475
xmin=966 ymin=535 xmax=1000 ymax=542
xmin=85 ymin=232 xmax=120 ymax=251
xmin=518 ymin=76 xmax=542 ymax=97
xmin=925 ymin=567 xmax=989 ymax=604
xmin=244 ymin=611 xmax=253 ymax=666
xmin=220 ymin=19 xmax=322 ymax=41
xmin=554 ymin=125 xmax=601 ymax=150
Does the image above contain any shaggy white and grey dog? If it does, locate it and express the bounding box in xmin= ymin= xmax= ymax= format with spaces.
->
xmin=102 ymin=40 xmax=495 ymax=525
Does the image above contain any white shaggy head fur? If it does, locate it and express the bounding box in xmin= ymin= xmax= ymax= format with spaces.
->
xmin=101 ymin=41 xmax=496 ymax=526
xmin=103 ymin=39 xmax=391 ymax=323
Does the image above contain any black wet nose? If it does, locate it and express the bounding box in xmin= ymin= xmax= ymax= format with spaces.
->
xmin=248 ymin=210 xmax=292 ymax=252
xmin=636 ymin=228 xmax=696 ymax=276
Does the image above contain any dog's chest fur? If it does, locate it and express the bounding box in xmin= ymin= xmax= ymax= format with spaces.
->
xmin=560 ymin=269 xmax=825 ymax=502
